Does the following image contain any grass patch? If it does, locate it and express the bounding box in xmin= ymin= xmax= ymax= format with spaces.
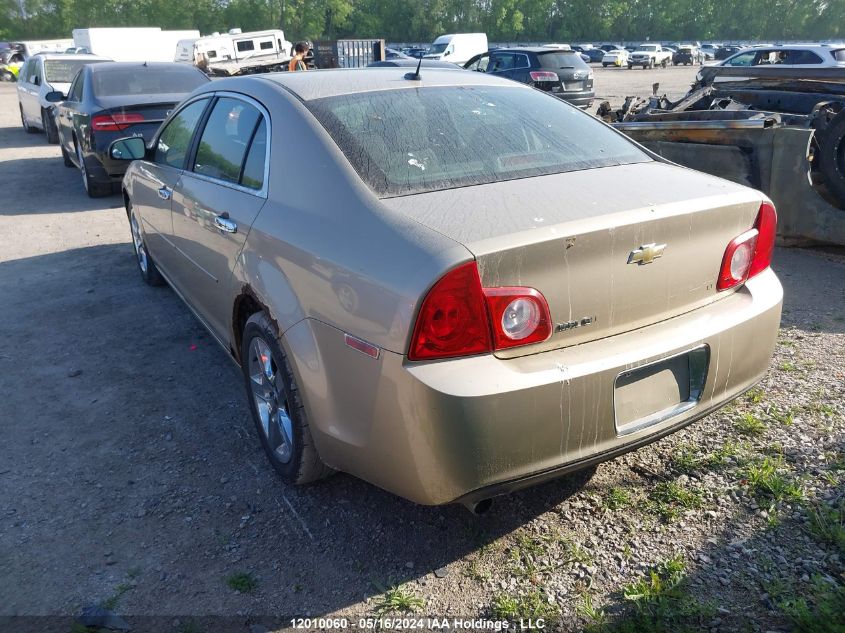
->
xmin=610 ymin=555 xmax=716 ymax=632
xmin=225 ymin=572 xmax=257 ymax=593
xmin=577 ymin=593 xmax=608 ymax=631
xmin=764 ymin=404 xmax=795 ymax=426
xmin=671 ymin=441 xmax=740 ymax=474
xmin=491 ymin=589 xmax=560 ymax=621
xmin=806 ymin=402 xmax=838 ymax=418
xmin=745 ymin=386 xmax=766 ymax=403
xmin=744 ymin=456 xmax=803 ymax=503
xmin=373 ymin=583 xmax=425 ymax=615
xmin=735 ymin=412 xmax=766 ymax=436
xmin=773 ymin=575 xmax=845 ymax=633
xmin=604 ymin=487 xmax=631 ymax=510
xmin=649 ymin=481 xmax=703 ymax=521
xmin=779 ymin=360 xmax=798 ymax=372
xmin=806 ymin=502 xmax=845 ymax=552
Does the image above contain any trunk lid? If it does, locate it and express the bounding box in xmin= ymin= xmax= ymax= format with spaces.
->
xmin=94 ymin=100 xmax=179 ymax=142
xmin=381 ymin=162 xmax=764 ymax=358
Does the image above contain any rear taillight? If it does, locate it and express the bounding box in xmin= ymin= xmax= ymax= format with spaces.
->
xmin=717 ymin=201 xmax=777 ymax=291
xmin=408 ymin=262 xmax=552 ymax=361
xmin=92 ymin=113 xmax=145 ymax=132
xmin=483 ymin=288 xmax=552 ymax=350
xmin=529 ymin=71 xmax=559 ymax=82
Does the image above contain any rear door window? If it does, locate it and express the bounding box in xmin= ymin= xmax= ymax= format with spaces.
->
xmin=154 ymin=98 xmax=209 ymax=169
xmin=784 ymin=50 xmax=823 ymax=64
xmin=240 ymin=118 xmax=268 ymax=190
xmin=192 ymin=97 xmax=263 ymax=185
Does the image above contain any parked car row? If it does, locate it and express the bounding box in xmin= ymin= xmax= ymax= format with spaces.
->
xmin=16 ymin=56 xmax=210 ymax=197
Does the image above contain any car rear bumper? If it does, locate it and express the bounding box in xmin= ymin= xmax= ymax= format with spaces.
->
xmin=290 ymin=269 xmax=782 ymax=506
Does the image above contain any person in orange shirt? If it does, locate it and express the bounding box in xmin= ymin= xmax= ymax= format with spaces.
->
xmin=289 ymin=42 xmax=309 ymax=71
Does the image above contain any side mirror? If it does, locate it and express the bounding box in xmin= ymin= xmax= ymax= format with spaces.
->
xmin=444 ymin=50 xmax=451 ymax=57
xmin=45 ymin=90 xmax=64 ymax=103
xmin=109 ymin=136 xmax=146 ymax=161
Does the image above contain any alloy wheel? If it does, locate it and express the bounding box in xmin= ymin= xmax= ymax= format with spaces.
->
xmin=248 ymin=337 xmax=294 ymax=463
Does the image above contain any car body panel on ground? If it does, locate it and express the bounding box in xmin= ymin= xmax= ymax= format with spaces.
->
xmin=118 ymin=69 xmax=782 ymax=505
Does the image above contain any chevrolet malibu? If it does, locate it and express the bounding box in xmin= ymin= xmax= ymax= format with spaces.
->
xmin=112 ymin=69 xmax=783 ymax=510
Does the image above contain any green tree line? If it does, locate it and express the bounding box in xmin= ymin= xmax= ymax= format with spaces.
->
xmin=2 ymin=0 xmax=843 ymax=44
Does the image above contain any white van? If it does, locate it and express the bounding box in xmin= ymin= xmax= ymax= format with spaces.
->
xmin=423 ymin=33 xmax=488 ymax=65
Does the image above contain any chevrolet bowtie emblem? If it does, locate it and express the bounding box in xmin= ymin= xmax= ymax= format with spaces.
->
xmin=628 ymin=243 xmax=667 ymax=265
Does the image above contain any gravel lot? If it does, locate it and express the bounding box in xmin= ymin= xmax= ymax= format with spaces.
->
xmin=0 ymin=65 xmax=843 ymax=633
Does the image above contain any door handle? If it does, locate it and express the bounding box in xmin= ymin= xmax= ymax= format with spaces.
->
xmin=157 ymin=186 xmax=172 ymax=201
xmin=214 ymin=215 xmax=237 ymax=234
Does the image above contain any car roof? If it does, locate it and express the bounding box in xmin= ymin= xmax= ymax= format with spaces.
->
xmin=88 ymin=61 xmax=198 ymax=73
xmin=32 ymin=53 xmax=108 ymax=61
xmin=492 ymin=47 xmax=580 ymax=54
xmin=756 ymin=44 xmax=841 ymax=50
xmin=257 ymin=67 xmax=525 ymax=101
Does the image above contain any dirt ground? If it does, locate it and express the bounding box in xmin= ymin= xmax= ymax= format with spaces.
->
xmin=0 ymin=66 xmax=843 ymax=633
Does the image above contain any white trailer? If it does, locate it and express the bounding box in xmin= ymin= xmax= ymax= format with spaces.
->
xmin=16 ymin=39 xmax=74 ymax=57
xmin=179 ymin=29 xmax=293 ymax=75
xmin=72 ymin=28 xmax=200 ymax=62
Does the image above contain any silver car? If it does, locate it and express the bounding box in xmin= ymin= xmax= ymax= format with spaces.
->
xmin=112 ymin=69 xmax=783 ymax=510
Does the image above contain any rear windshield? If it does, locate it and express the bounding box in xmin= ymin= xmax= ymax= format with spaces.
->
xmin=44 ymin=59 xmax=101 ymax=83
xmin=538 ymin=52 xmax=589 ymax=70
xmin=833 ymin=49 xmax=845 ymax=62
xmin=307 ymin=85 xmax=650 ymax=198
xmin=92 ymin=66 xmax=207 ymax=97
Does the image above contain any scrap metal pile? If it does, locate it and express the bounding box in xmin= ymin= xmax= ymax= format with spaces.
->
xmin=598 ymin=66 xmax=845 ymax=246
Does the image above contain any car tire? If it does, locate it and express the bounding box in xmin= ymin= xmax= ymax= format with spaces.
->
xmin=1 ymin=70 xmax=15 ymax=82
xmin=128 ymin=201 xmax=165 ymax=286
xmin=817 ymin=109 xmax=845 ymax=206
xmin=602 ymin=63 xmax=608 ymax=67
xmin=20 ymin=105 xmax=37 ymax=134
xmin=43 ymin=108 xmax=59 ymax=144
xmin=76 ymin=142 xmax=111 ymax=198
xmin=241 ymin=312 xmax=333 ymax=485
xmin=627 ymin=64 xmax=633 ymax=70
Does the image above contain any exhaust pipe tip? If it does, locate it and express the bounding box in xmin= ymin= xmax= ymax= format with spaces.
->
xmin=465 ymin=498 xmax=493 ymax=515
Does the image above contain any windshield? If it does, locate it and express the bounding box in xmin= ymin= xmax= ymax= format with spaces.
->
xmin=637 ymin=45 xmax=658 ymax=52
xmin=44 ymin=59 xmax=99 ymax=83
xmin=427 ymin=43 xmax=448 ymax=55
xmin=538 ymin=52 xmax=588 ymax=70
xmin=92 ymin=66 xmax=207 ymax=96
xmin=307 ymin=85 xmax=650 ymax=198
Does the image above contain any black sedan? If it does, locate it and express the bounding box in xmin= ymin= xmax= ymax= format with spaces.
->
xmin=464 ymin=47 xmax=594 ymax=109
xmin=49 ymin=62 xmax=209 ymax=197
